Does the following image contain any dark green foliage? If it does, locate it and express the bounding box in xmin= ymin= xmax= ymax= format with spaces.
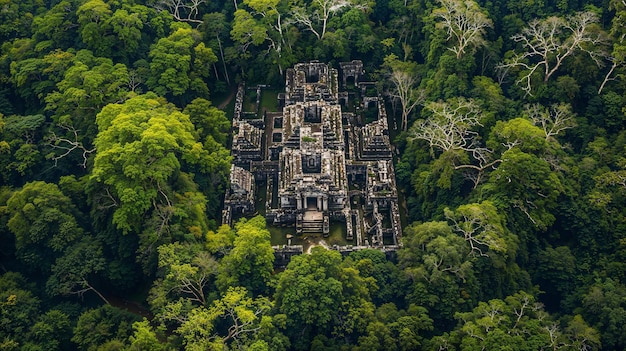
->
xmin=71 ymin=305 xmax=140 ymax=351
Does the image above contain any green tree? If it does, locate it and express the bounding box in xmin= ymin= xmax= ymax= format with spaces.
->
xmin=147 ymin=24 xmax=216 ymax=101
xmin=398 ymin=221 xmax=475 ymax=329
xmin=31 ymin=0 xmax=82 ymax=51
xmin=216 ymin=216 xmax=274 ymax=296
xmin=498 ymin=11 xmax=606 ymax=96
xmin=5 ymin=181 xmax=83 ymax=273
xmin=0 ymin=114 xmax=47 ymax=182
xmin=77 ymin=0 xmax=114 ymax=57
xmin=126 ymin=319 xmax=167 ymax=351
xmin=348 ymin=249 xmax=409 ymax=305
xmin=71 ymin=305 xmax=140 ymax=351
xmin=46 ymin=237 xmax=109 ymax=304
xmin=148 ymin=242 xmax=218 ymax=323
xmin=44 ymin=50 xmax=131 ymax=157
xmin=274 ymin=247 xmax=375 ymax=346
xmin=108 ymin=7 xmax=147 ymax=63
xmin=0 ymin=272 xmax=41 ymax=346
xmin=25 ymin=309 xmax=73 ymax=351
xmin=581 ymin=279 xmax=626 ymax=350
xmin=183 ymin=98 xmax=230 ymax=146
xmin=9 ymin=49 xmax=74 ymax=109
xmin=441 ymin=291 xmax=600 ymax=351
xmin=175 ymin=287 xmax=273 ymax=350
xmin=91 ymin=93 xmax=207 ymax=234
xmin=444 ymin=201 xmax=516 ymax=258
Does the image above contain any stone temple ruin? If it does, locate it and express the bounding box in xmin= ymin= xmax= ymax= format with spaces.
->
xmin=222 ymin=61 xmax=402 ymax=253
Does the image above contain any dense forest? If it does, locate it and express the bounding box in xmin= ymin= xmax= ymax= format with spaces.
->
xmin=1 ymin=0 xmax=626 ymax=350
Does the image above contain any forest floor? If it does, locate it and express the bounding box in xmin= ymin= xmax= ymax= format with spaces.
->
xmin=107 ymin=294 xmax=154 ymax=319
xmin=217 ymin=87 xmax=237 ymax=110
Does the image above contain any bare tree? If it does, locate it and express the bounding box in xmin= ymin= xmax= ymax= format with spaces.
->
xmin=599 ymin=0 xmax=626 ymax=93
xmin=152 ymin=0 xmax=206 ymax=23
xmin=432 ymin=0 xmax=492 ymax=59
xmin=444 ymin=202 xmax=508 ymax=257
xmin=47 ymin=124 xmax=96 ymax=168
xmin=526 ymin=103 xmax=577 ymax=141
xmin=291 ymin=0 xmax=367 ymax=40
xmin=410 ymin=98 xmax=501 ymax=187
xmin=389 ymin=67 xmax=425 ymax=131
xmin=497 ymin=11 xmax=605 ymax=96
xmin=410 ymin=97 xmax=483 ymax=152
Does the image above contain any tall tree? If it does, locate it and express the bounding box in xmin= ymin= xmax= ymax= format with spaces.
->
xmin=410 ymin=97 xmax=500 ymax=187
xmin=497 ymin=11 xmax=606 ymax=96
xmin=434 ymin=291 xmax=600 ymax=351
xmin=291 ymin=0 xmax=368 ymax=40
xmin=148 ymin=242 xmax=218 ymax=323
xmin=147 ymin=24 xmax=217 ymax=101
xmin=90 ymin=93 xmax=224 ymax=271
xmin=216 ymin=216 xmax=275 ymax=296
xmin=431 ymin=0 xmax=492 ymax=59
xmin=384 ymin=54 xmax=425 ymax=131
xmin=274 ymin=247 xmax=375 ymax=346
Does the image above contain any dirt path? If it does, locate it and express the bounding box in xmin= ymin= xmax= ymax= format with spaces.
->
xmin=218 ymin=87 xmax=237 ymax=110
xmin=107 ymin=295 xmax=153 ymax=319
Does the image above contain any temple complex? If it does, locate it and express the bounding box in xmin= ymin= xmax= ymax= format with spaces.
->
xmin=223 ymin=61 xmax=402 ymax=250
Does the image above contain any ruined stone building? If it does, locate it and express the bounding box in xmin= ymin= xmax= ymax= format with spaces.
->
xmin=223 ymin=61 xmax=402 ymax=249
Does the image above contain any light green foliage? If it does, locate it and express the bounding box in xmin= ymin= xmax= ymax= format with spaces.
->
xmin=183 ymin=98 xmax=230 ymax=145
xmin=205 ymin=224 xmax=236 ymax=255
xmin=126 ymin=319 xmax=166 ymax=351
xmin=444 ymin=201 xmax=516 ymax=258
xmin=231 ymin=9 xmax=270 ymax=54
xmin=216 ymin=216 xmax=275 ymax=295
xmin=147 ymin=25 xmax=215 ymax=98
xmin=149 ymin=242 xmax=218 ymax=323
xmin=91 ymin=93 xmax=206 ymax=234
xmin=176 ymin=287 xmax=273 ymax=350
xmin=442 ymin=291 xmax=600 ymax=351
